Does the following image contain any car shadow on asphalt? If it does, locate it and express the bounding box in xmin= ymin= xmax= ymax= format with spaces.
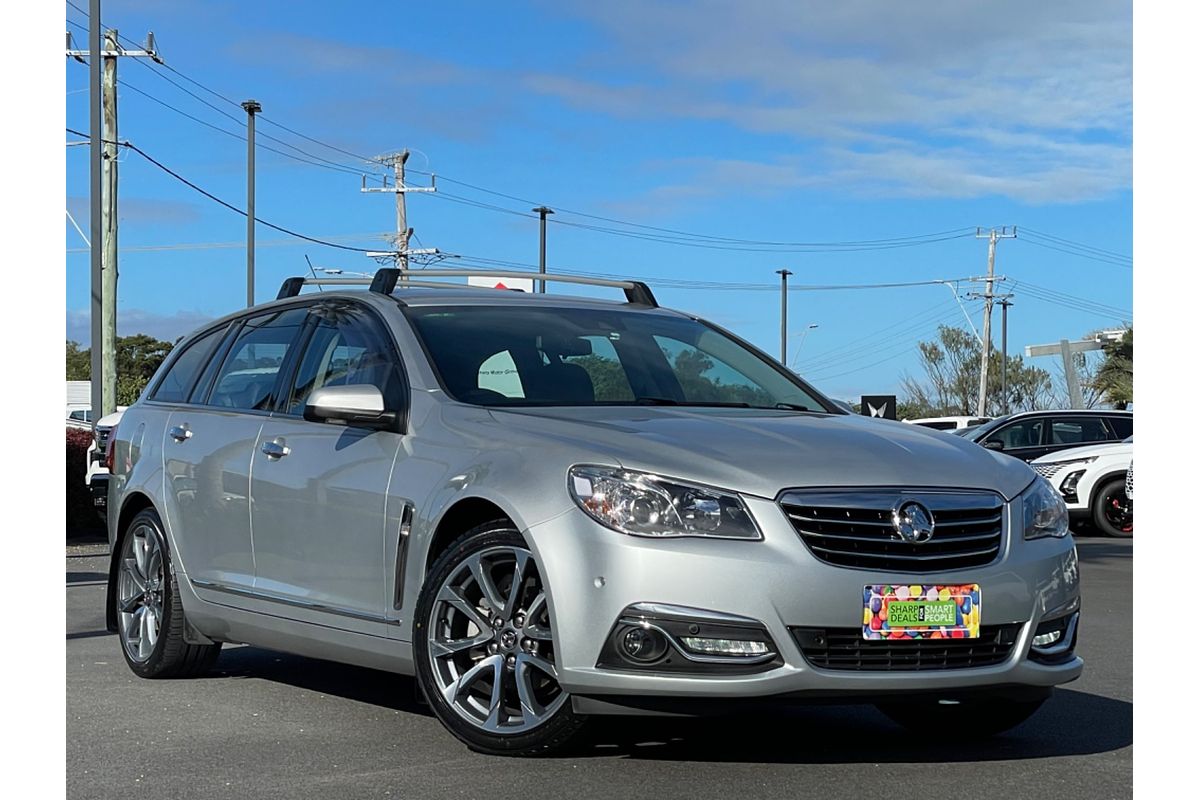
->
xmin=208 ymin=646 xmax=434 ymax=717
xmin=579 ymin=687 xmax=1131 ymax=763
xmin=204 ymin=647 xmax=1128 ymax=763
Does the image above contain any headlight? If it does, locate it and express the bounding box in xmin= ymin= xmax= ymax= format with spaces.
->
xmin=1023 ymin=476 xmax=1070 ymax=540
xmin=568 ymin=465 xmax=762 ymax=540
xmin=1042 ymin=456 xmax=1097 ymax=469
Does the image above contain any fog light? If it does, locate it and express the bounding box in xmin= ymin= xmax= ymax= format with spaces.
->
xmin=679 ymin=637 xmax=770 ymax=657
xmin=620 ymin=626 xmax=667 ymax=663
xmin=1031 ymin=629 xmax=1063 ymax=648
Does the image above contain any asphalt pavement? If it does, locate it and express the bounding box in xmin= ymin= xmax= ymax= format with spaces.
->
xmin=66 ymin=536 xmax=1132 ymax=800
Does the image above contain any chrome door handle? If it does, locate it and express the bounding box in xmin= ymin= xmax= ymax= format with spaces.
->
xmin=260 ymin=439 xmax=290 ymax=459
xmin=169 ymin=425 xmax=192 ymax=442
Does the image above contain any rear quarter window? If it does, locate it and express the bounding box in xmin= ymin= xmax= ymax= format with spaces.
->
xmin=150 ymin=328 xmax=223 ymax=404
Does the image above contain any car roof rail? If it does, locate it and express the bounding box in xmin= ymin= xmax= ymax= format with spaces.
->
xmin=276 ymin=267 xmax=659 ymax=307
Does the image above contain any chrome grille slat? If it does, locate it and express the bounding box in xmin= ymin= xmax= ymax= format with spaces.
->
xmin=779 ymin=489 xmax=1004 ymax=573
xmin=806 ymin=544 xmax=1000 ymax=562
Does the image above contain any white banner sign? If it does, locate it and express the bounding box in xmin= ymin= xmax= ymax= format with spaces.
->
xmin=467 ymin=275 xmax=534 ymax=293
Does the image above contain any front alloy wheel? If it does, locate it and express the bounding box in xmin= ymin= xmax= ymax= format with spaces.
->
xmin=415 ymin=523 xmax=587 ymax=755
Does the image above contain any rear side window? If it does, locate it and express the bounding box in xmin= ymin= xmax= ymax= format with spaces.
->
xmin=1107 ymin=416 xmax=1133 ymax=439
xmin=1050 ymin=417 xmax=1112 ymax=445
xmin=208 ymin=308 xmax=307 ymax=412
xmin=150 ymin=328 xmax=223 ymax=404
xmin=985 ymin=418 xmax=1044 ymax=449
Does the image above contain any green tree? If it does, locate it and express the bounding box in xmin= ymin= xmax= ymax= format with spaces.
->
xmin=1093 ymin=328 xmax=1132 ymax=408
xmin=65 ymin=334 xmax=174 ymax=405
xmin=66 ymin=340 xmax=90 ymax=380
xmin=899 ymin=325 xmax=1054 ymax=417
xmin=567 ymin=354 xmax=634 ymax=401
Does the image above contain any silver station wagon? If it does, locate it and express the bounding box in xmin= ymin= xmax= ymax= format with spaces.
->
xmin=105 ymin=268 xmax=1082 ymax=755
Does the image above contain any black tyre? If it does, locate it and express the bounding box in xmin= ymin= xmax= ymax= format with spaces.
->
xmin=113 ymin=508 xmax=222 ymax=678
xmin=413 ymin=521 xmax=588 ymax=756
xmin=877 ymin=696 xmax=1046 ymax=737
xmin=1091 ymin=477 xmax=1133 ymax=537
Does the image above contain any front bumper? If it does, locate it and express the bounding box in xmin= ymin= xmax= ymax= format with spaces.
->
xmin=527 ymin=495 xmax=1082 ymax=702
xmin=89 ymin=473 xmax=110 ymax=521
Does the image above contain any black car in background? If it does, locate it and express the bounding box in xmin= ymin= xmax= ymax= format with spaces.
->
xmin=957 ymin=409 xmax=1132 ymax=463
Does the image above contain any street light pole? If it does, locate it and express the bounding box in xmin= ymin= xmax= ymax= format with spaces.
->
xmin=776 ymin=269 xmax=793 ymax=364
xmin=242 ymin=99 xmax=261 ymax=307
xmin=791 ymin=323 xmax=819 ymax=368
xmin=532 ymin=206 xmax=553 ymax=293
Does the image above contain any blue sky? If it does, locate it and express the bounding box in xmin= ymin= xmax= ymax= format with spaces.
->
xmin=64 ymin=0 xmax=1132 ymax=402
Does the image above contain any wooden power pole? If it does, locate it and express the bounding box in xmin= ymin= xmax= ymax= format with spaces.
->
xmin=68 ymin=21 xmax=160 ymax=418
xmin=974 ymin=227 xmax=1016 ymax=416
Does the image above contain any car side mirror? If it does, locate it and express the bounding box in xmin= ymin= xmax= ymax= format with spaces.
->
xmin=982 ymin=440 xmax=1005 ymax=451
xmin=304 ymin=385 xmax=396 ymax=430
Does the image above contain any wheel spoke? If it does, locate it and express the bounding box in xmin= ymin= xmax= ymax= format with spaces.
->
xmin=519 ymin=651 xmax=559 ymax=681
xmin=123 ymin=558 xmax=147 ymax=594
xmin=133 ymin=533 xmax=149 ymax=581
xmin=135 ymin=608 xmax=150 ymax=659
xmin=522 ymin=592 xmax=552 ymax=640
xmin=515 ymin=656 xmax=546 ymax=721
xmin=118 ymin=593 xmax=142 ymax=614
xmin=502 ymin=550 xmax=529 ymax=619
xmin=437 ymin=585 xmax=492 ymax=633
xmin=442 ymin=654 xmax=502 ymax=705
xmin=145 ymin=607 xmax=160 ymax=651
xmin=469 ymin=556 xmax=507 ymax=615
xmin=483 ymin=659 xmax=505 ymax=730
xmin=430 ymin=630 xmax=493 ymax=659
xmin=146 ymin=548 xmax=163 ymax=587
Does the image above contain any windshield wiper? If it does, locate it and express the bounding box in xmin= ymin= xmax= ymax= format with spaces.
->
xmin=634 ymin=397 xmax=752 ymax=408
xmin=773 ymin=402 xmax=812 ymax=411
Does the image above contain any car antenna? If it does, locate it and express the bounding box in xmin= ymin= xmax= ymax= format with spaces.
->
xmin=304 ymin=255 xmax=324 ymax=291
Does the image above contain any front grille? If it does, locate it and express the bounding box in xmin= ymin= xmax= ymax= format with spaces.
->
xmin=792 ymin=624 xmax=1021 ymax=671
xmin=1032 ymin=463 xmax=1063 ymax=480
xmin=779 ymin=490 xmax=1004 ymax=572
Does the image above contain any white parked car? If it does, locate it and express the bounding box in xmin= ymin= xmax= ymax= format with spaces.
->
xmin=905 ymin=415 xmax=992 ymax=431
xmin=1030 ymin=439 xmax=1132 ymax=537
xmin=86 ymin=409 xmax=126 ymax=520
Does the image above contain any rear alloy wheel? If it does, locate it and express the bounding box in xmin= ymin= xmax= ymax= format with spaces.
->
xmin=115 ymin=509 xmax=222 ymax=677
xmin=1092 ymin=477 xmax=1132 ymax=538
xmin=414 ymin=522 xmax=587 ymax=755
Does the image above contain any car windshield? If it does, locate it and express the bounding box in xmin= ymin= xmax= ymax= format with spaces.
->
xmin=405 ymin=305 xmax=835 ymax=411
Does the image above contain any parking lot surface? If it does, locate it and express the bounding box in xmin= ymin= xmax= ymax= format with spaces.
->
xmin=66 ymin=537 xmax=1131 ymax=800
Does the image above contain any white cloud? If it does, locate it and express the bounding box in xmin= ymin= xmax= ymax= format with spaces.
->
xmin=534 ymin=0 xmax=1131 ymax=203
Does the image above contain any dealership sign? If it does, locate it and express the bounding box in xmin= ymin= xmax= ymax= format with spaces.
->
xmin=860 ymin=395 xmax=897 ymax=420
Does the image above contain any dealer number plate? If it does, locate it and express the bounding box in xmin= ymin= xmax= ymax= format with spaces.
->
xmin=862 ymin=584 xmax=981 ymax=640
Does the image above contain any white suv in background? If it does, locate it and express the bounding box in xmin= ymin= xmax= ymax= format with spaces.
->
xmin=1031 ymin=438 xmax=1132 ymax=537
xmin=905 ymin=416 xmax=992 ymax=431
xmin=86 ymin=409 xmax=126 ymax=520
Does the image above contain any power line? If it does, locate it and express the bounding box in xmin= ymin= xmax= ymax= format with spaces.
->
xmin=1021 ymin=227 xmax=1132 ymax=262
xmin=66 ymin=127 xmax=380 ymax=254
xmin=430 ymin=189 xmax=978 ymax=252
xmin=797 ymin=300 xmax=960 ymax=373
xmin=803 ymin=306 xmax=973 ymax=382
xmin=1015 ymin=235 xmax=1133 ymax=269
xmin=114 ymin=76 xmax=371 ymax=176
xmin=66 ymin=10 xmax=385 ymax=177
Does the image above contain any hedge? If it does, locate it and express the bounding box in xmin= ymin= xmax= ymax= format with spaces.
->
xmin=66 ymin=428 xmax=101 ymax=535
